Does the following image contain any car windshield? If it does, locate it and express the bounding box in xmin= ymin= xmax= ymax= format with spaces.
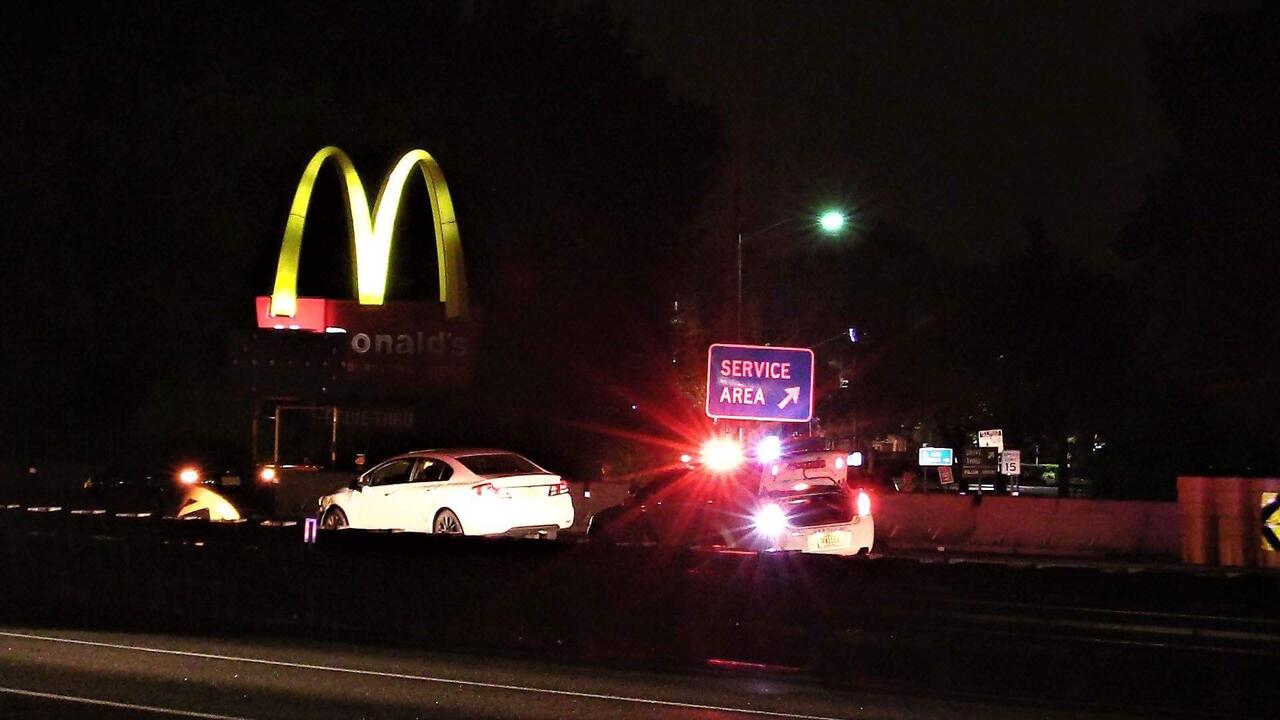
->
xmin=456 ymin=453 xmax=547 ymax=476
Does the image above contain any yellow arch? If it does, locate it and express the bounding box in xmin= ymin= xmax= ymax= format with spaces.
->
xmin=268 ymin=147 xmax=371 ymax=318
xmin=369 ymin=149 xmax=468 ymax=319
xmin=268 ymin=146 xmax=469 ymax=321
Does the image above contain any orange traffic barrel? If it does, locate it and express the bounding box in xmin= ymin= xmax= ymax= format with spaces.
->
xmin=1214 ymin=477 xmax=1253 ymax=567
xmin=1177 ymin=476 xmax=1216 ymax=565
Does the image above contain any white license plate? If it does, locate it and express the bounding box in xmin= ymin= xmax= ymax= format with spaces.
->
xmin=808 ymin=530 xmax=851 ymax=551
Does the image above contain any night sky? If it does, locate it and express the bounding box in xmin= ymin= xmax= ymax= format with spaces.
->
xmin=624 ymin=0 xmax=1244 ymax=265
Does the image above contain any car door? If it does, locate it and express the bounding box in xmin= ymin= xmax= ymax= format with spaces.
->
xmin=645 ymin=471 xmax=747 ymax=547
xmin=392 ymin=457 xmax=454 ymax=531
xmin=357 ymin=458 xmax=416 ymax=528
xmin=635 ymin=474 xmax=692 ymax=544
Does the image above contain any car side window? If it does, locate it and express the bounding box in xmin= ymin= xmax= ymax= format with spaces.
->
xmin=366 ymin=459 xmax=414 ymax=487
xmin=413 ymin=458 xmax=453 ymax=483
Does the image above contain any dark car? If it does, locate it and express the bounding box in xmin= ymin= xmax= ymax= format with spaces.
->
xmin=83 ymin=459 xmax=271 ymax=519
xmin=586 ymin=466 xmax=761 ymax=548
xmin=588 ymin=449 xmax=876 ymax=556
xmin=83 ymin=465 xmax=183 ymax=515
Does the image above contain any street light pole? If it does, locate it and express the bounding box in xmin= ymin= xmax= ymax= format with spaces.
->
xmin=736 ymin=230 xmax=743 ymax=340
xmin=734 ymin=209 xmax=848 ymax=343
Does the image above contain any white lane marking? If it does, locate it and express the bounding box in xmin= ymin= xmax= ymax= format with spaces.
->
xmin=0 ymin=630 xmax=845 ymax=720
xmin=0 ymin=686 xmax=256 ymax=719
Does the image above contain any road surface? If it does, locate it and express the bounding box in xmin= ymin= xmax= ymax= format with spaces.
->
xmin=0 ymin=624 xmax=1150 ymax=719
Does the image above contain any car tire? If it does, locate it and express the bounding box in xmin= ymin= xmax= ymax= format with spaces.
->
xmin=433 ymin=508 xmax=464 ymax=535
xmin=321 ymin=507 xmax=348 ymax=530
xmin=587 ymin=518 xmax=617 ymax=545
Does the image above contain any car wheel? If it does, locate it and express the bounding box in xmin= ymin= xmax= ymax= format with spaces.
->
xmin=433 ymin=509 xmax=464 ymax=535
xmin=321 ymin=507 xmax=348 ymax=530
xmin=587 ymin=518 xmax=617 ymax=544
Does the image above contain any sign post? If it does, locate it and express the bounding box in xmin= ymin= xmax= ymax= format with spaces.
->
xmin=706 ymin=344 xmax=815 ymax=423
xmin=918 ymin=447 xmax=953 ymax=493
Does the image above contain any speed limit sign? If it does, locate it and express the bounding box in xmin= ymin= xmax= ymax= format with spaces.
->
xmin=999 ymin=450 xmax=1021 ymax=476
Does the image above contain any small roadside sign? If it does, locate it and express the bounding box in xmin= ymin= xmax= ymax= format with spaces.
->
xmin=978 ymin=429 xmax=1004 ymax=453
xmin=962 ymin=447 xmax=998 ymax=477
xmin=918 ymin=447 xmax=954 ymax=467
xmin=706 ymin=343 xmax=815 ymax=422
xmin=938 ymin=466 xmax=955 ymax=486
xmin=999 ymin=450 xmax=1021 ymax=476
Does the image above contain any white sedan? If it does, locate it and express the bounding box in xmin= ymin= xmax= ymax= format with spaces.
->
xmin=318 ymin=448 xmax=574 ymax=538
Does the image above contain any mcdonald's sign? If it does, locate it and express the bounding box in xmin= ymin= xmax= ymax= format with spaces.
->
xmin=256 ymin=145 xmax=469 ymax=330
xmin=242 ymin=147 xmax=477 ymax=396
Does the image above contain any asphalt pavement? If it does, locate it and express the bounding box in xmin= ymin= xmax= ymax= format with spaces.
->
xmin=0 ymin=624 xmax=1153 ymax=720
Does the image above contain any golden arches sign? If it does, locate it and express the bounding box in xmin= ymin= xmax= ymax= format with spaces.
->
xmin=268 ymin=146 xmax=469 ymax=321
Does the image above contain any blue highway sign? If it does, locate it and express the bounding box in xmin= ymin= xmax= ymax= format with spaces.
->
xmin=918 ymin=447 xmax=954 ymax=467
xmin=706 ymin=343 xmax=814 ymax=422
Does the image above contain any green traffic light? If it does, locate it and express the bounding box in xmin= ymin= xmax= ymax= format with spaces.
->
xmin=819 ymin=210 xmax=846 ymax=233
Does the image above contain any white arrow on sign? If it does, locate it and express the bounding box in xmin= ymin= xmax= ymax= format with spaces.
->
xmin=777 ymin=386 xmax=801 ymax=409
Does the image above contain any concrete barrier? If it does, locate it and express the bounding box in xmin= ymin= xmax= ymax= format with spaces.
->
xmin=873 ymin=493 xmax=1179 ymax=559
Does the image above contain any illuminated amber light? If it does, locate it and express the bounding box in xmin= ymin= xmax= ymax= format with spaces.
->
xmin=268 ymin=146 xmax=469 ymax=321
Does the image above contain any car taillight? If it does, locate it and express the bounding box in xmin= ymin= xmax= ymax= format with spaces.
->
xmin=856 ymin=490 xmax=872 ymax=517
xmin=548 ymin=481 xmax=569 ymax=496
xmin=473 ymin=483 xmax=511 ymax=499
